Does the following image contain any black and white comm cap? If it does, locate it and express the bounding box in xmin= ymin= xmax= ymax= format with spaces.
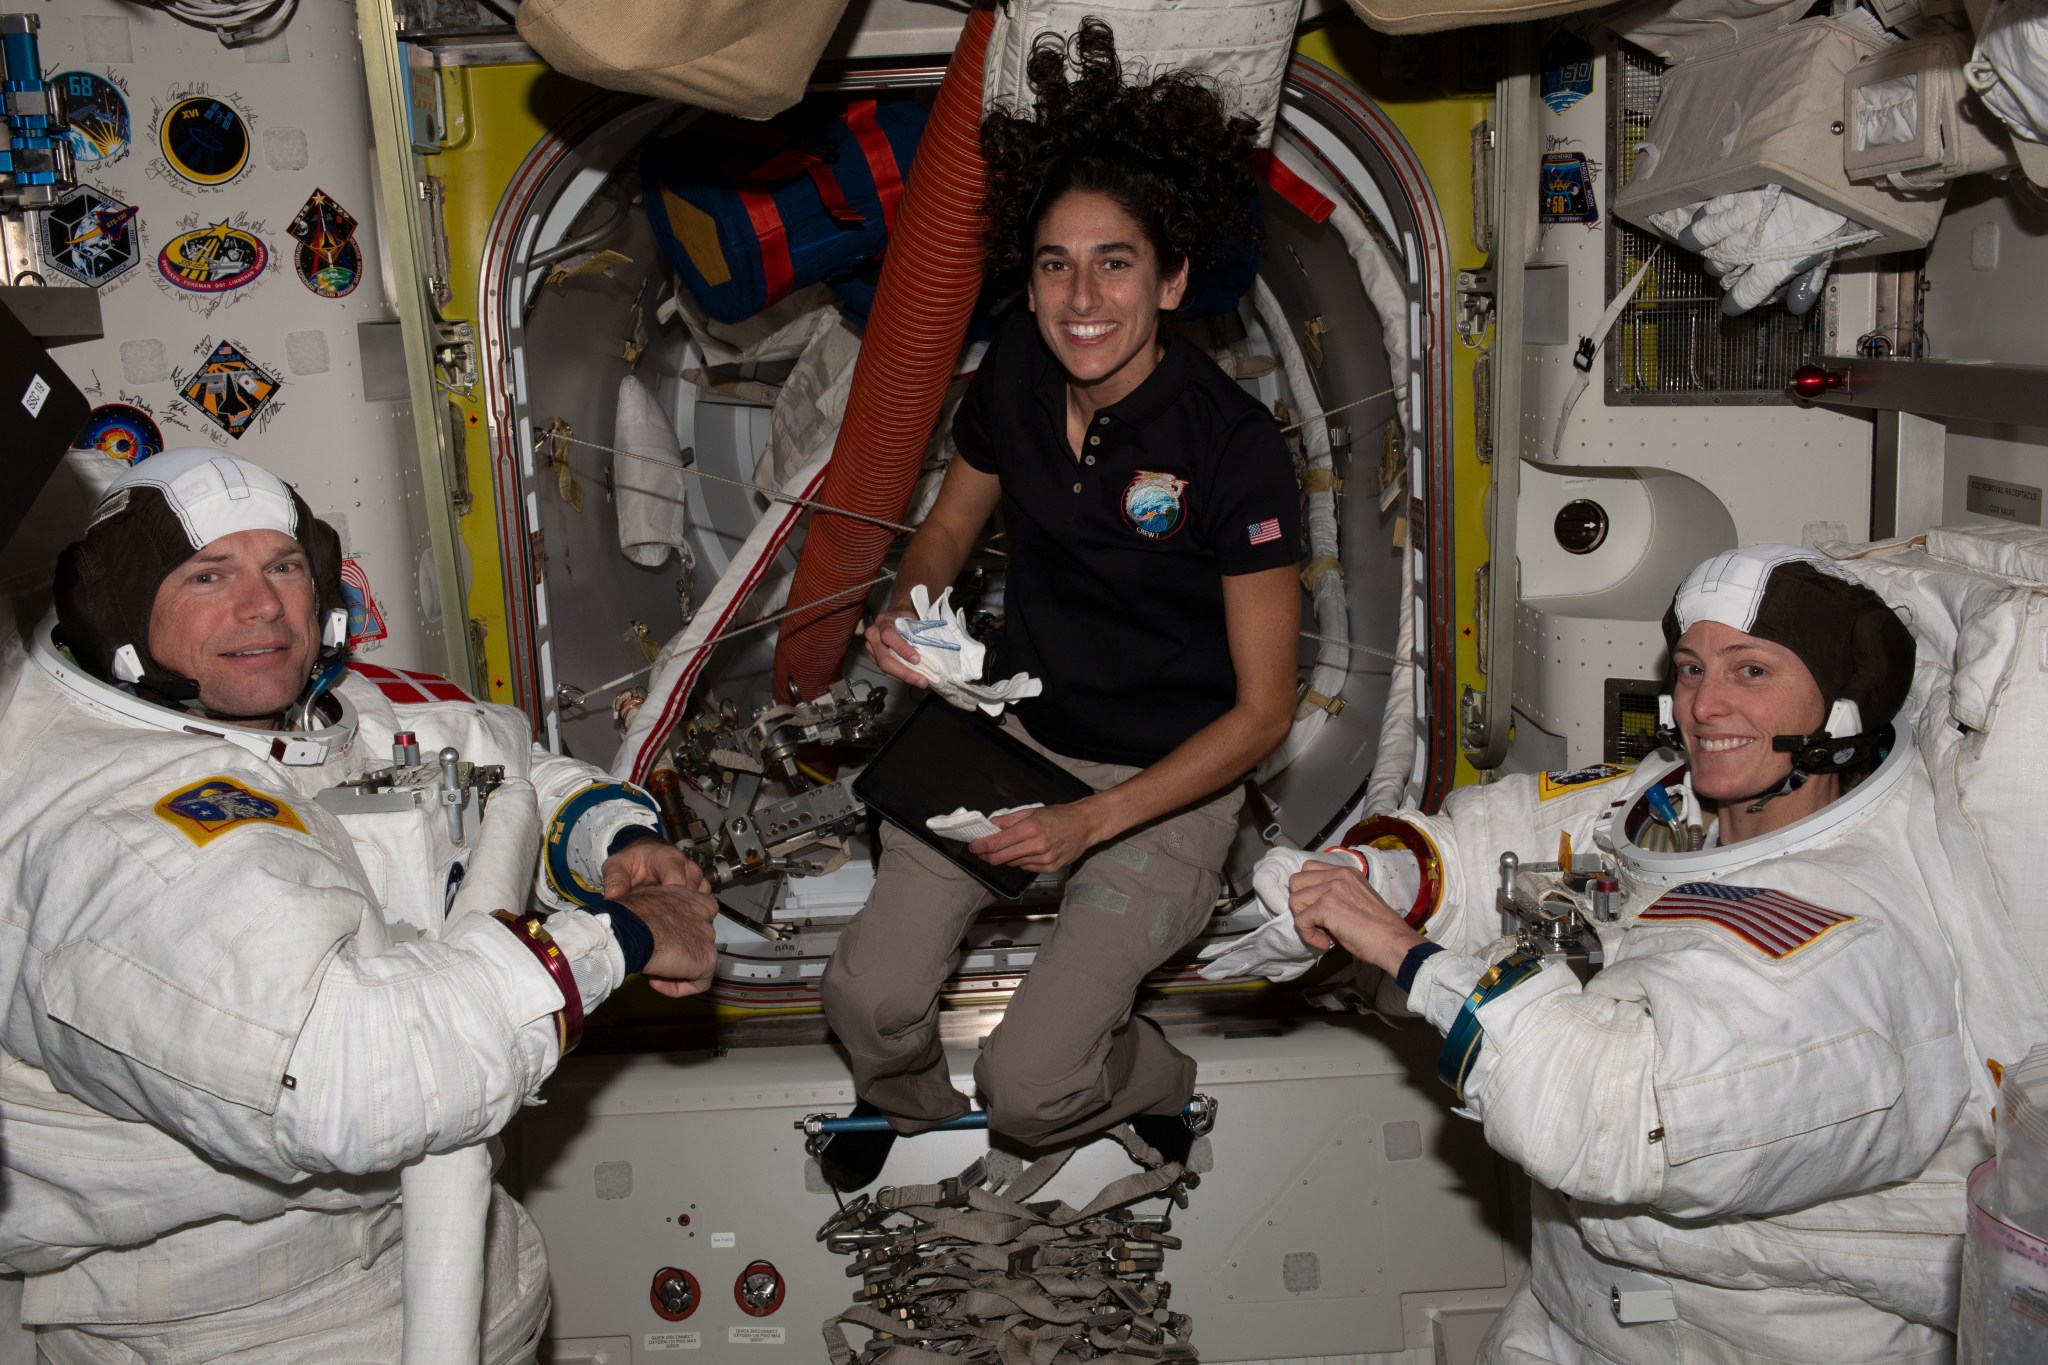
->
xmin=53 ymin=447 xmax=346 ymax=697
xmin=1662 ymin=544 xmax=1916 ymax=738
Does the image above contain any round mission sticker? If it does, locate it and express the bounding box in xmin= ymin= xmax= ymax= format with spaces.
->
xmin=160 ymin=96 xmax=250 ymax=186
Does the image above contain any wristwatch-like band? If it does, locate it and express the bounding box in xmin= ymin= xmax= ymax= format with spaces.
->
xmin=494 ymin=910 xmax=585 ymax=1057
xmin=1437 ymin=950 xmax=1544 ymax=1105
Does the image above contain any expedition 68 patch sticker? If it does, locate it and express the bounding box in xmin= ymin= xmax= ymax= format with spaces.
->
xmin=154 ymin=777 xmax=307 ymax=847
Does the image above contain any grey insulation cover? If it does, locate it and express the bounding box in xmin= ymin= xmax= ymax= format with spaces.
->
xmin=1613 ymin=17 xmax=1947 ymax=254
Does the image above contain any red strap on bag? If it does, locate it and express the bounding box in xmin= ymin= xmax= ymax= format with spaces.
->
xmin=735 ymin=186 xmax=794 ymax=301
xmin=842 ymin=98 xmax=906 ymax=232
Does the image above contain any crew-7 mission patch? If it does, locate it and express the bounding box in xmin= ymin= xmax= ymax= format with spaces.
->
xmin=154 ymin=776 xmax=307 ymax=847
xmin=1637 ymin=882 xmax=1855 ymax=960
xmin=1538 ymin=762 xmax=1629 ymax=800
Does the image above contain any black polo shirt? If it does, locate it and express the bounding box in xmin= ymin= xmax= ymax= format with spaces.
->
xmin=954 ymin=312 xmax=1300 ymax=767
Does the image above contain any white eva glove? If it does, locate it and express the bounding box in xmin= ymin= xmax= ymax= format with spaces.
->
xmin=1649 ymin=185 xmax=1875 ymax=316
xmin=896 ymin=584 xmax=1043 ymax=716
xmin=1197 ymin=847 xmax=1370 ymax=983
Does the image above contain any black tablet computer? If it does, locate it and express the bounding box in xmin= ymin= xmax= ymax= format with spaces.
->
xmin=851 ymin=695 xmax=1094 ymax=899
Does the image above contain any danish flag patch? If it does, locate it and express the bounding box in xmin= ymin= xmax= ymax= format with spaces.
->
xmin=1637 ymin=882 xmax=1855 ymax=959
xmin=347 ymin=661 xmax=472 ymax=705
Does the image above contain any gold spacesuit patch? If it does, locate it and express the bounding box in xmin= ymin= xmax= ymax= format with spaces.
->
xmin=153 ymin=776 xmax=308 ymax=847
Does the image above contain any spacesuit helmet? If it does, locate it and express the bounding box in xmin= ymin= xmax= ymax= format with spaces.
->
xmin=52 ymin=448 xmax=348 ymax=710
xmin=1660 ymin=544 xmax=1916 ymax=780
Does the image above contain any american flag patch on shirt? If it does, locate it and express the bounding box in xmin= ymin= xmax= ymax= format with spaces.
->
xmin=1247 ymin=517 xmax=1283 ymax=546
xmin=1637 ymin=882 xmax=1855 ymax=959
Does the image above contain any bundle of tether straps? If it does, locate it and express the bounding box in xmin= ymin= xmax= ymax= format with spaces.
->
xmin=816 ymin=1126 xmax=1199 ymax=1365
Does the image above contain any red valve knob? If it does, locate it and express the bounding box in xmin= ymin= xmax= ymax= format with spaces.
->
xmin=1790 ymin=365 xmax=1844 ymax=400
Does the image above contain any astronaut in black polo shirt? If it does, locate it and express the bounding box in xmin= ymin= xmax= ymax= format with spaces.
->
xmin=817 ymin=19 xmax=1302 ymax=1187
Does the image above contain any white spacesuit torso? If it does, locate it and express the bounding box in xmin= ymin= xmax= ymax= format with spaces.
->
xmin=0 ymin=619 xmax=650 ymax=1329
xmin=1385 ymin=739 xmax=1979 ymax=1364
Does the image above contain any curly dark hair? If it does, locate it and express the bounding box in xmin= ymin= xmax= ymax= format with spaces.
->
xmin=979 ymin=17 xmax=1260 ymax=288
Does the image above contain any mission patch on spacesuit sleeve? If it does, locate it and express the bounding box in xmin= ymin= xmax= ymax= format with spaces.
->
xmin=153 ymin=776 xmax=308 ymax=847
xmin=1537 ymin=763 xmax=1629 ymax=800
xmin=1637 ymin=882 xmax=1856 ymax=959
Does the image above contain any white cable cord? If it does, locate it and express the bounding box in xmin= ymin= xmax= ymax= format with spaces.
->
xmin=123 ymin=0 xmax=297 ymax=46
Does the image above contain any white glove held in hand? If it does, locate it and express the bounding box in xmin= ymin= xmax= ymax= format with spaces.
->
xmin=896 ymin=584 xmax=1044 ymax=716
xmin=1197 ymin=846 xmax=1370 ymax=983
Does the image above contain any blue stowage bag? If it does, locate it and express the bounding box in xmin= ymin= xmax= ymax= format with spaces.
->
xmin=642 ymin=97 xmax=927 ymax=325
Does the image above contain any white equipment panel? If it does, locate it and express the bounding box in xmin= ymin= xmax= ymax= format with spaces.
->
xmin=523 ymin=1022 xmax=1519 ymax=1365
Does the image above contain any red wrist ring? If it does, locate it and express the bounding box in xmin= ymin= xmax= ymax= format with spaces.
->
xmin=493 ymin=911 xmax=585 ymax=1057
xmin=1336 ymin=815 xmax=1444 ymax=929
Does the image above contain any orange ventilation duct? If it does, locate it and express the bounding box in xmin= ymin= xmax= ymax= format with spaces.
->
xmin=770 ymin=5 xmax=994 ymax=705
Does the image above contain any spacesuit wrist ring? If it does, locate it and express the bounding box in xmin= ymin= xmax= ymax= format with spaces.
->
xmin=493 ymin=910 xmax=585 ymax=1057
xmin=1436 ymin=950 xmax=1543 ymax=1105
xmin=1336 ymin=815 xmax=1443 ymax=928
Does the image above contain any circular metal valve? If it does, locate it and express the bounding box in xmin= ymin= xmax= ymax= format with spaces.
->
xmin=649 ymin=1266 xmax=700 ymax=1322
xmin=734 ymin=1260 xmax=786 ymax=1317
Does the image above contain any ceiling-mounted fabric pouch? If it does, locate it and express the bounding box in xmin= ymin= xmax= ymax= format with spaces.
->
xmin=516 ymin=0 xmax=853 ymax=121
xmin=642 ymin=98 xmax=928 ymax=326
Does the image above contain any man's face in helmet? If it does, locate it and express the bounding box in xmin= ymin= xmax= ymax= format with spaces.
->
xmin=148 ymin=529 xmax=321 ymax=723
xmin=1670 ymin=620 xmax=1828 ymax=804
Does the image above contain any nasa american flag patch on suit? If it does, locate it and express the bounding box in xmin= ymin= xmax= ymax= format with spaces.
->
xmin=1247 ymin=517 xmax=1282 ymax=547
xmin=1637 ymin=882 xmax=1855 ymax=959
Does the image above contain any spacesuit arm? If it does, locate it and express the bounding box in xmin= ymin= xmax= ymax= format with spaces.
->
xmin=526 ymin=752 xmax=664 ymax=910
xmin=1405 ymin=913 xmax=1964 ymax=1218
xmin=266 ymin=905 xmax=621 ymax=1176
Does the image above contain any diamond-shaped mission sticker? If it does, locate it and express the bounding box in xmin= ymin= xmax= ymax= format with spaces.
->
xmin=179 ymin=340 xmax=280 ymax=440
xmin=41 ymin=185 xmax=140 ymax=288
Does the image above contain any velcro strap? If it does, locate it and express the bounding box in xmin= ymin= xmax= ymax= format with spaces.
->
xmin=1300 ymin=554 xmax=1343 ymax=591
xmin=1303 ymin=687 xmax=1346 ymax=716
xmin=1302 ymin=468 xmax=1344 ymax=493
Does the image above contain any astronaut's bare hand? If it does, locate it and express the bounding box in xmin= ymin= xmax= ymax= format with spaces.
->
xmin=617 ymin=884 xmax=720 ymax=995
xmin=863 ymin=612 xmax=929 ymax=689
xmin=601 ymin=836 xmax=710 ymax=898
xmin=1288 ymin=862 xmax=1423 ymax=974
xmin=971 ymin=802 xmax=1099 ymax=873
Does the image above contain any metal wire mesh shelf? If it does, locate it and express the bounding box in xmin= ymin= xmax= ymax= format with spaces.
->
xmin=1606 ymin=43 xmax=1825 ymax=403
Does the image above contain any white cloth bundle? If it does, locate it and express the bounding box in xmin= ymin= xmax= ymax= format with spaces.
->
xmin=1198 ymin=846 xmax=1368 ymax=982
xmin=896 ymin=584 xmax=1043 ymax=716
xmin=1970 ymin=0 xmax=2048 ymax=184
xmin=612 ymin=374 xmax=691 ymax=568
xmin=926 ymin=804 xmax=1045 ymax=842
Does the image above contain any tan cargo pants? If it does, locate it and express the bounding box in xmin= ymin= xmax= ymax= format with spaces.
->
xmin=821 ymin=719 xmax=1243 ymax=1148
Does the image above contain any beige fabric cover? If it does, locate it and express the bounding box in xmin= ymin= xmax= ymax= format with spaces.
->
xmin=515 ymin=0 xmax=854 ymax=121
xmin=1603 ymin=0 xmax=1811 ymax=64
xmin=1613 ymin=17 xmax=1947 ymax=255
xmin=1341 ymin=0 xmax=1610 ymax=35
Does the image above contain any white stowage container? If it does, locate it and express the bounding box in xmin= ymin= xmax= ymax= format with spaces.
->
xmin=1999 ymin=1045 xmax=2048 ymax=1234
xmin=1962 ymin=1159 xmax=2048 ymax=1362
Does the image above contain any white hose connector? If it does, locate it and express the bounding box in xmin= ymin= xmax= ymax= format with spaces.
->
xmin=400 ymin=776 xmax=542 ymax=1365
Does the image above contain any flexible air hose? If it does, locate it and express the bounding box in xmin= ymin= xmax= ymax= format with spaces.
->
xmin=768 ymin=5 xmax=994 ymax=706
xmin=399 ymin=777 xmax=541 ymax=1365
xmin=1251 ymin=276 xmax=1349 ymax=780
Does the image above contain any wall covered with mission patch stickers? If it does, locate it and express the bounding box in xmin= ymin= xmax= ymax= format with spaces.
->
xmin=30 ymin=0 xmax=443 ymax=672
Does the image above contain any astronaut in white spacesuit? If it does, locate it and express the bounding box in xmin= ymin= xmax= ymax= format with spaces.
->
xmin=1277 ymin=546 xmax=1981 ymax=1363
xmin=0 ymin=449 xmax=719 ymax=1362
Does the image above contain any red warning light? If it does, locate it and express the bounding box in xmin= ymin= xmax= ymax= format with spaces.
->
xmin=1790 ymin=365 xmax=1844 ymax=400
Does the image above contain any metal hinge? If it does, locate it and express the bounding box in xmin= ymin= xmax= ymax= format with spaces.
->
xmin=433 ymin=318 xmax=477 ymax=398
